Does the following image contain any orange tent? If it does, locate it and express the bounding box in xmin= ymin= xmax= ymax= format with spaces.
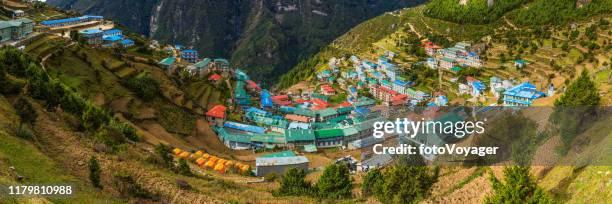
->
xmin=195 ymin=158 xmax=206 ymax=166
xmin=173 ymin=148 xmax=183 ymax=155
xmin=179 ymin=151 xmax=190 ymax=158
xmin=205 ymin=160 xmax=216 ymax=168
xmin=209 ymin=156 xmax=219 ymax=163
xmin=217 ymin=159 xmax=226 ymax=165
xmin=214 ymin=163 xmax=225 ymax=173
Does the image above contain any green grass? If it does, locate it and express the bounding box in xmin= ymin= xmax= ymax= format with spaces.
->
xmin=0 ymin=131 xmax=122 ymax=203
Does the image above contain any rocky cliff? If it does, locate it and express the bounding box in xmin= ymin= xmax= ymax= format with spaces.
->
xmin=46 ymin=0 xmax=426 ymax=80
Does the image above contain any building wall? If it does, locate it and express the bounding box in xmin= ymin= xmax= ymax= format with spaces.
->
xmin=256 ymin=163 xmax=309 ymax=177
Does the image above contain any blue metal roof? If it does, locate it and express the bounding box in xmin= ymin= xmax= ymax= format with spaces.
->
xmin=103 ymin=29 xmax=121 ymax=35
xmin=245 ymin=107 xmax=269 ymax=116
xmin=41 ymin=15 xmax=103 ymax=26
xmin=121 ymin=39 xmax=134 ymax=45
xmin=394 ymin=79 xmax=409 ymax=86
xmin=224 ymin=121 xmax=266 ymax=134
xmin=472 ymin=81 xmax=486 ymax=90
xmin=103 ymin=35 xmax=122 ymax=42
xmin=503 ymin=82 xmax=544 ymax=99
xmin=79 ymin=29 xmax=102 ymax=35
xmin=261 ymin=90 xmax=273 ymax=107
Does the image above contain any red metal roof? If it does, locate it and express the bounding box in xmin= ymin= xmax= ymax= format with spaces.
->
xmin=206 ymin=105 xmax=226 ymax=118
xmin=285 ymin=114 xmax=310 ymax=123
xmin=246 ymin=80 xmax=261 ymax=90
xmin=311 ymin=98 xmax=329 ymax=108
xmin=209 ymin=74 xmax=222 ymax=81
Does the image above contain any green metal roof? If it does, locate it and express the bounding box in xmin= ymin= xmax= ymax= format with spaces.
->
xmin=294 ymin=108 xmax=316 ymax=117
xmin=234 ymin=81 xmax=249 ymax=99
xmin=303 ymin=144 xmax=318 ymax=153
xmin=315 ymin=128 xmax=345 ymax=139
xmin=214 ymin=127 xmax=251 ymax=143
xmin=336 ymin=106 xmax=354 ymax=114
xmin=354 ymin=97 xmax=376 ymax=107
xmin=316 ymin=108 xmax=338 ymax=118
xmin=250 ymin=132 xmax=286 ymax=144
xmin=159 ymin=57 xmax=176 ymax=66
xmin=311 ymin=93 xmax=329 ymax=101
xmin=342 ymin=127 xmax=359 ymax=136
xmin=194 ymin=58 xmax=211 ymax=68
xmin=259 ymin=150 xmax=296 ymax=158
xmin=285 ymin=129 xmax=316 ymax=142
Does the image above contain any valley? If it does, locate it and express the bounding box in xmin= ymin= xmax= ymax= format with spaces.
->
xmin=0 ymin=0 xmax=610 ymax=203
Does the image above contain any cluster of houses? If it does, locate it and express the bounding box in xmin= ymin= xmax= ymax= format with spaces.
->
xmin=204 ymin=65 xmax=387 ymax=153
xmin=425 ymin=41 xmax=483 ymax=70
xmin=0 ymin=17 xmax=33 ymax=43
xmin=158 ymin=45 xmax=231 ymax=76
xmin=317 ymin=54 xmax=445 ymax=107
xmin=78 ymin=27 xmax=134 ymax=48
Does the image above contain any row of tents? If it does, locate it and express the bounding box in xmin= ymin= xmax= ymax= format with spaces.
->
xmin=173 ymin=148 xmax=250 ymax=174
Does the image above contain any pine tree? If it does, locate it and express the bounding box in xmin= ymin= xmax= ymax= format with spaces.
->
xmin=555 ymin=70 xmax=600 ymax=107
xmin=89 ymin=156 xmax=102 ymax=188
xmin=273 ymin=168 xmax=312 ymax=197
xmin=361 ymin=169 xmax=384 ymax=197
xmin=176 ymin=158 xmax=192 ymax=176
xmin=484 ymin=166 xmax=551 ymax=203
xmin=375 ymin=155 xmax=438 ymax=204
xmin=315 ymin=163 xmax=353 ymax=199
xmin=154 ymin=143 xmax=173 ymax=168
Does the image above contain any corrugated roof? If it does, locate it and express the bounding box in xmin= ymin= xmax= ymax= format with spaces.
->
xmin=259 ymin=151 xmax=296 ymax=158
xmin=224 ymin=121 xmax=266 ymax=134
xmin=256 ymin=156 xmax=309 ymax=167
xmin=285 ymin=129 xmax=315 ymax=142
xmin=315 ymin=128 xmax=344 ymax=139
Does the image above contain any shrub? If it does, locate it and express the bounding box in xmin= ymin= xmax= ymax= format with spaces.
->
xmin=315 ymin=164 xmax=353 ymax=199
xmin=484 ymin=166 xmax=551 ymax=203
xmin=89 ymin=156 xmax=102 ymax=188
xmin=273 ymin=168 xmax=312 ymax=197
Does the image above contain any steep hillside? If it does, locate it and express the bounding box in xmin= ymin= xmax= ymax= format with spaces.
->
xmin=46 ymin=0 xmax=427 ymax=81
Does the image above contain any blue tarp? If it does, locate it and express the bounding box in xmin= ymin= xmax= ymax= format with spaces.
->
xmin=261 ymin=90 xmax=273 ymax=107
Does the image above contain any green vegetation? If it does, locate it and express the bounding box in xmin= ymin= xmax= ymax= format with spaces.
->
xmin=273 ymin=168 xmax=312 ymax=197
xmin=361 ymin=169 xmax=384 ymax=197
xmin=314 ymin=164 xmax=353 ymax=199
xmin=0 ymin=46 xmax=138 ymax=146
xmin=484 ymin=166 xmax=551 ymax=203
xmin=513 ymin=0 xmax=612 ymax=26
xmin=176 ymin=158 xmax=193 ymax=176
xmin=122 ymin=71 xmax=161 ymax=101
xmin=362 ymin=155 xmax=439 ymax=204
xmin=114 ymin=171 xmax=159 ymax=200
xmin=551 ymin=70 xmax=601 ymax=155
xmin=89 ymin=156 xmax=102 ymax=188
xmin=425 ymin=0 xmax=527 ymax=24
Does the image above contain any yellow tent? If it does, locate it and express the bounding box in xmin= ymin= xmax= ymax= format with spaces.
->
xmin=179 ymin=151 xmax=190 ymax=158
xmin=217 ymin=159 xmax=226 ymax=165
xmin=173 ymin=148 xmax=183 ymax=155
xmin=194 ymin=151 xmax=204 ymax=157
xmin=205 ymin=160 xmax=216 ymax=168
xmin=225 ymin=161 xmax=235 ymax=167
xmin=202 ymin=153 xmax=210 ymax=159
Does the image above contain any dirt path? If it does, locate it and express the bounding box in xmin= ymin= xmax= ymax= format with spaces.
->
xmin=503 ymin=16 xmax=518 ymax=30
xmin=30 ymin=101 xmax=221 ymax=203
xmin=407 ymin=22 xmax=422 ymax=38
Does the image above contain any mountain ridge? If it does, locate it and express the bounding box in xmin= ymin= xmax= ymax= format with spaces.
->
xmin=46 ymin=0 xmax=428 ymax=81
